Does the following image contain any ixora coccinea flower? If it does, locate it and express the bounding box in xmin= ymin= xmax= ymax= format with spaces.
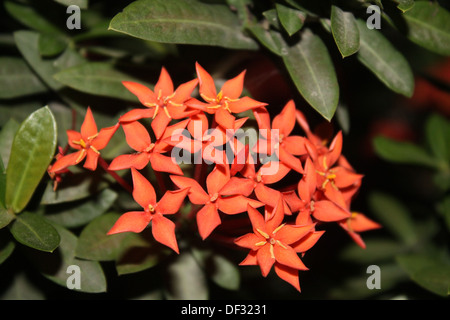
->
xmin=119 ymin=67 xmax=198 ymax=139
xmin=49 ymin=107 xmax=119 ymax=173
xmin=234 ymin=198 xmax=316 ymax=292
xmin=107 ymin=168 xmax=189 ymax=253
xmin=186 ymin=62 xmax=267 ymax=129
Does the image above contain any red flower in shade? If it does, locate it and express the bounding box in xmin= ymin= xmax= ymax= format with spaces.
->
xmin=49 ymin=107 xmax=119 ymax=173
xmin=253 ymin=100 xmax=306 ymax=174
xmin=108 ymin=119 xmax=188 ymax=175
xmin=187 ymin=62 xmax=267 ymax=130
xmin=234 ymin=198 xmax=315 ymax=291
xmin=170 ymin=164 xmax=263 ymax=240
xmin=338 ymin=212 xmax=382 ymax=249
xmin=108 ymin=168 xmax=189 ymax=253
xmin=312 ymin=131 xmax=364 ymax=209
xmin=119 ymin=67 xmax=198 ymax=139
xmin=285 ymin=157 xmax=351 ymax=222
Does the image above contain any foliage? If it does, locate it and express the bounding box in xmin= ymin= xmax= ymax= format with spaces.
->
xmin=0 ymin=0 xmax=449 ymax=300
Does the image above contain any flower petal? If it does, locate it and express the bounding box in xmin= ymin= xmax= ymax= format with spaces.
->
xmin=151 ymin=214 xmax=179 ymax=253
xmin=83 ymin=148 xmax=99 ymax=171
xmin=151 ymin=110 xmax=172 ymax=140
xmin=66 ymin=130 xmax=82 ymax=150
xmin=206 ymin=163 xmax=230 ymax=196
xmin=313 ymin=200 xmax=351 ymax=222
xmin=131 ymin=167 xmax=156 ymax=208
xmin=196 ymin=203 xmax=221 ymax=240
xmin=282 ymin=136 xmax=308 ymax=156
xmin=196 ymin=62 xmax=217 ymax=100
xmin=256 ymin=244 xmax=275 ymax=277
xmin=239 ymin=251 xmax=257 ymax=266
xmin=247 ymin=203 xmax=266 ymax=235
xmin=259 ymin=161 xmax=290 ymax=184
xmin=109 ymin=153 xmax=148 ymax=171
xmin=279 ymin=146 xmax=303 ymax=173
xmin=122 ymin=81 xmax=156 ymax=105
xmin=298 ymin=157 xmax=316 ymax=202
xmin=214 ymin=108 xmax=235 ymax=130
xmin=221 ymin=70 xmax=245 ymax=99
xmin=219 ymin=177 xmax=254 ymax=197
xmin=170 ymin=175 xmax=209 ymax=204
xmin=49 ymin=150 xmax=84 ymax=173
xmin=154 ymin=67 xmax=174 ymax=97
xmin=107 ymin=211 xmax=151 ymax=234
xmin=234 ymin=233 xmax=262 ymax=250
xmin=171 ymin=78 xmax=199 ymax=104
xmin=156 ymin=188 xmax=189 ymax=215
xmin=81 ymin=107 xmax=98 ymax=140
xmin=348 ymin=212 xmax=382 ymax=233
xmin=217 ymin=195 xmax=263 ymax=215
xmin=119 ymin=108 xmax=155 ymax=123
xmin=121 ymin=121 xmax=151 ymax=152
xmin=91 ymin=123 xmax=120 ymax=151
xmin=273 ymin=244 xmax=308 ymax=270
xmin=291 ymin=230 xmax=325 ymax=253
xmin=272 ymin=100 xmax=296 ymax=137
xmin=275 ymin=224 xmax=315 ymax=245
xmin=149 ymin=153 xmax=183 ymax=175
xmin=274 ymin=263 xmax=301 ymax=292
xmin=228 ymin=96 xmax=267 ymax=114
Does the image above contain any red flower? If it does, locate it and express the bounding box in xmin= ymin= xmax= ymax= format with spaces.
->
xmin=49 ymin=107 xmax=118 ymax=173
xmin=253 ymin=100 xmax=306 ymax=174
xmin=170 ymin=163 xmax=263 ymax=240
xmin=119 ymin=67 xmax=198 ymax=139
xmin=187 ymin=62 xmax=267 ymax=129
xmin=234 ymin=197 xmax=315 ymax=291
xmin=108 ymin=168 xmax=189 ymax=253
xmin=338 ymin=212 xmax=382 ymax=249
xmin=108 ymin=119 xmax=188 ymax=175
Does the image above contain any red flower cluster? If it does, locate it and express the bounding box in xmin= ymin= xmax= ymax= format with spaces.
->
xmin=48 ymin=62 xmax=381 ymax=292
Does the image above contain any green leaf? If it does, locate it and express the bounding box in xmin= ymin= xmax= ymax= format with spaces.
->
xmin=75 ymin=212 xmax=130 ymax=261
xmin=403 ymin=1 xmax=450 ymax=56
xmin=53 ymin=0 xmax=88 ymax=10
xmin=53 ymin=62 xmax=151 ymax=102
xmin=164 ymin=251 xmax=208 ymax=300
xmin=109 ymin=0 xmax=258 ymax=50
xmin=38 ymin=33 xmax=68 ymax=57
xmin=5 ymin=106 xmax=57 ymax=214
xmin=425 ymin=113 xmax=450 ymax=163
xmin=340 ymin=238 xmax=405 ymax=264
xmin=0 ymin=156 xmax=6 ymax=209
xmin=437 ymin=196 xmax=450 ymax=231
xmin=276 ymin=4 xmax=305 ymax=36
xmin=34 ymin=224 xmax=107 ymax=293
xmin=45 ymin=188 xmax=118 ymax=228
xmin=0 ymin=57 xmax=48 ymax=99
xmin=330 ymin=6 xmax=359 ymax=58
xmin=368 ymin=192 xmax=417 ymax=245
xmin=396 ymin=254 xmax=450 ymax=297
xmin=9 ymin=212 xmax=60 ymax=252
xmin=0 ymin=231 xmax=15 ymax=264
xmin=282 ymin=29 xmax=339 ymax=121
xmin=356 ymin=19 xmax=414 ymax=97
xmin=246 ymin=23 xmax=286 ymax=56
xmin=0 ymin=118 xmax=20 ymax=168
xmin=373 ymin=135 xmax=438 ymax=168
xmin=392 ymin=0 xmax=415 ymax=12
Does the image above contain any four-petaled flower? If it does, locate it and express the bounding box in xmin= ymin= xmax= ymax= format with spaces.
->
xmin=108 ymin=168 xmax=189 ymax=253
xmin=187 ymin=62 xmax=267 ymax=130
xmin=234 ymin=197 xmax=316 ymax=291
xmin=49 ymin=107 xmax=119 ymax=173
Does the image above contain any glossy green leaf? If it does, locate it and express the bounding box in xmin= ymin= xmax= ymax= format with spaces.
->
xmin=276 ymin=3 xmax=305 ymax=36
xmin=0 ymin=57 xmax=48 ymax=99
xmin=109 ymin=0 xmax=258 ymax=50
xmin=164 ymin=251 xmax=208 ymax=300
xmin=9 ymin=212 xmax=60 ymax=252
xmin=282 ymin=29 xmax=339 ymax=121
xmin=53 ymin=62 xmax=149 ymax=102
xmin=45 ymin=188 xmax=118 ymax=228
xmin=356 ymin=19 xmax=414 ymax=97
xmin=396 ymin=254 xmax=450 ymax=297
xmin=0 ymin=118 xmax=20 ymax=169
xmin=75 ymin=212 xmax=130 ymax=261
xmin=331 ymin=6 xmax=359 ymax=58
xmin=35 ymin=224 xmax=107 ymax=293
xmin=368 ymin=192 xmax=417 ymax=245
xmin=403 ymin=1 xmax=450 ymax=56
xmin=246 ymin=23 xmax=286 ymax=56
xmin=0 ymin=233 xmax=15 ymax=265
xmin=373 ymin=136 xmax=438 ymax=168
xmin=5 ymin=106 xmax=57 ymax=213
xmin=392 ymin=0 xmax=415 ymax=12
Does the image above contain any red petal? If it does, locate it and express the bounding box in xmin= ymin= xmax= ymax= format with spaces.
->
xmin=119 ymin=108 xmax=155 ymax=123
xmin=131 ymin=168 xmax=156 ymax=208
xmin=291 ymin=230 xmax=325 ymax=253
xmin=206 ymin=163 xmax=230 ymax=196
xmin=254 ymin=184 xmax=282 ymax=208
xmin=188 ymin=112 xmax=209 ymax=140
xmin=228 ymin=96 xmax=267 ymax=114
xmin=151 ymin=214 xmax=179 ymax=253
xmin=81 ymin=107 xmax=98 ymax=140
xmin=171 ymin=78 xmax=199 ymax=104
xmin=221 ymin=70 xmax=245 ymax=100
xmin=259 ymin=161 xmax=290 ymax=184
xmin=83 ymin=148 xmax=99 ymax=171
xmin=217 ymin=195 xmax=263 ymax=215
xmin=122 ymin=81 xmax=156 ymax=105
xmin=333 ymin=166 xmax=364 ymax=189
xmin=196 ymin=203 xmax=221 ymax=240
xmin=349 ymin=212 xmax=382 ymax=232
xmin=256 ymin=244 xmax=275 ymax=277
xmin=107 ymin=211 xmax=151 ymax=234
xmin=151 ymin=110 xmax=172 ymax=140
xmin=272 ymin=100 xmax=296 ymax=137
xmin=247 ymin=203 xmax=266 ymax=234
xmin=275 ymin=224 xmax=315 ymax=245
xmin=274 ymin=263 xmax=301 ymax=292
xmin=282 ymin=190 xmax=304 ymax=213
xmin=279 ymin=147 xmax=303 ymax=173
xmin=214 ymin=108 xmax=235 ymax=130
xmin=282 ymin=136 xmax=308 ymax=156
xmin=298 ymin=157 xmax=316 ymax=202
xmin=219 ymin=177 xmax=254 ymax=197
xmin=239 ymin=251 xmax=258 ymax=266
xmin=170 ymin=175 xmax=209 ymax=204
xmin=196 ymin=62 xmax=217 ymax=100
xmin=313 ymin=200 xmax=351 ymax=222
xmin=49 ymin=150 xmax=84 ymax=173
xmin=92 ymin=123 xmax=119 ymax=151
xmin=234 ymin=233 xmax=262 ymax=250
xmin=253 ymin=106 xmax=271 ymax=132
xmin=156 ymin=188 xmax=189 ymax=215
xmin=266 ymin=196 xmax=285 ymax=233
xmin=108 ymin=153 xmax=149 ymax=171
xmin=121 ymin=121 xmax=151 ymax=152
xmin=149 ymin=153 xmax=183 ymax=175
xmin=273 ymin=244 xmax=308 ymax=270
xmin=154 ymin=67 xmax=174 ymax=97
xmin=66 ymin=130 xmax=82 ymax=150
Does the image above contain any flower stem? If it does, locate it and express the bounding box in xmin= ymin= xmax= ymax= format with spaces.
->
xmin=98 ymin=156 xmax=133 ymax=193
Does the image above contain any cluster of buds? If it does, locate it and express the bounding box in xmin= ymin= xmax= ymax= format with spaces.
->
xmin=48 ymin=62 xmax=381 ymax=292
